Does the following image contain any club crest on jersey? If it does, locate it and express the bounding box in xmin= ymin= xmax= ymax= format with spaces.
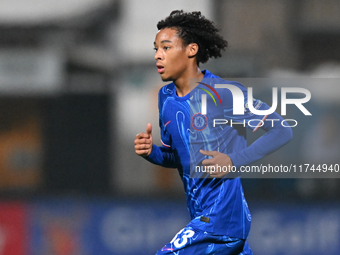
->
xmin=191 ymin=113 xmax=208 ymax=131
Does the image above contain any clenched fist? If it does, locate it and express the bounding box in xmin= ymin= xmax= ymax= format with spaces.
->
xmin=134 ymin=123 xmax=153 ymax=157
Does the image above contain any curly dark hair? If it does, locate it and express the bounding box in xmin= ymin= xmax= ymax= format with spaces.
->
xmin=157 ymin=10 xmax=228 ymax=64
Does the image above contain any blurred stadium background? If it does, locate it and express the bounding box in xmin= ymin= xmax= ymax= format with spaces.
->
xmin=0 ymin=0 xmax=339 ymax=254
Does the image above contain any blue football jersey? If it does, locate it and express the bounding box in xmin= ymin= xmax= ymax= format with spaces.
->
xmin=147 ymin=70 xmax=292 ymax=239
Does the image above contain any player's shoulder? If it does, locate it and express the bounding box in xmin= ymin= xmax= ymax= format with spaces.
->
xmin=158 ymin=82 xmax=175 ymax=105
xmin=203 ymin=70 xmax=246 ymax=94
xmin=159 ymin=82 xmax=175 ymax=96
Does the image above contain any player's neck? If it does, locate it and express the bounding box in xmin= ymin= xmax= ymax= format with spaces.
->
xmin=174 ymin=66 xmax=204 ymax=97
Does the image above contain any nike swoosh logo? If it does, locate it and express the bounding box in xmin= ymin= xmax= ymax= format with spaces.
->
xmin=164 ymin=120 xmax=171 ymax=128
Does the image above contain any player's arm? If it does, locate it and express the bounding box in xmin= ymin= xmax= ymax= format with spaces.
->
xmin=228 ymin=105 xmax=293 ymax=168
xmin=200 ymin=83 xmax=293 ymax=177
xmin=134 ymin=123 xmax=177 ymax=168
xmin=200 ymin=110 xmax=292 ymax=177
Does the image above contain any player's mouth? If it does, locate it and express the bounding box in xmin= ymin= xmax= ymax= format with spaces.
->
xmin=156 ymin=63 xmax=165 ymax=74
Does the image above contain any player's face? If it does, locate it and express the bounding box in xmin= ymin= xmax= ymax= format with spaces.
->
xmin=154 ymin=28 xmax=191 ymax=82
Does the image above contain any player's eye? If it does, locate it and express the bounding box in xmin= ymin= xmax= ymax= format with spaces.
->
xmin=163 ymin=46 xmax=170 ymax=50
xmin=153 ymin=47 xmax=158 ymax=52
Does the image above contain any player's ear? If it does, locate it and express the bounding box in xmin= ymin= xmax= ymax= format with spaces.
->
xmin=187 ymin=43 xmax=199 ymax=58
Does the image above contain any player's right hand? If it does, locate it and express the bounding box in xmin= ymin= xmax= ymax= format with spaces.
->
xmin=134 ymin=123 xmax=153 ymax=157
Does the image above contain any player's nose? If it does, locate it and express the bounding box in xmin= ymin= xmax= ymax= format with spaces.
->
xmin=154 ymin=49 xmax=162 ymax=60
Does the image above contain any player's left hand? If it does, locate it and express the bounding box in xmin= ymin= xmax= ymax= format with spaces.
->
xmin=200 ymin=150 xmax=233 ymax=178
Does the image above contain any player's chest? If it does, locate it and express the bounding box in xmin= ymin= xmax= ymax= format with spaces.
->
xmin=162 ymin=100 xmax=190 ymax=138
